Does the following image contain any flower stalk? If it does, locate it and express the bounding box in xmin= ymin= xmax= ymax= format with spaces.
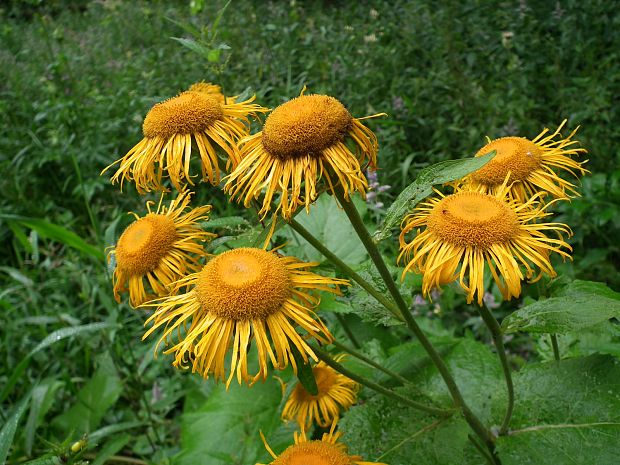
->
xmin=332 ymin=186 xmax=498 ymax=453
xmin=478 ymin=301 xmax=515 ymax=435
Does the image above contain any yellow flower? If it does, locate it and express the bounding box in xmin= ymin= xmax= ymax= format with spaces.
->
xmin=466 ymin=120 xmax=588 ymax=201
xmin=282 ymin=355 xmax=359 ymax=428
xmin=186 ymin=81 xmax=238 ymax=104
xmin=258 ymin=424 xmax=386 ymax=465
xmin=103 ymin=90 xmax=266 ymax=193
xmin=143 ymin=247 xmax=348 ymax=386
xmin=224 ymin=92 xmax=384 ymax=220
xmin=398 ymin=183 xmax=572 ymax=305
xmin=109 ymin=191 xmax=213 ymax=307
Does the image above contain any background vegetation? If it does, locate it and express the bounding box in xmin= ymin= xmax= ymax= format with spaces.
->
xmin=1 ymin=1 xmax=619 ymax=464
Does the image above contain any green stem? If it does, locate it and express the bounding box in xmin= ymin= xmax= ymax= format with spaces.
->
xmin=331 ymin=339 xmax=411 ymax=386
xmin=478 ymin=301 xmax=514 ymax=435
xmin=288 ymin=218 xmax=403 ymax=322
xmin=311 ymin=344 xmax=452 ymax=417
xmin=550 ymin=334 xmax=561 ymax=362
xmin=468 ymin=434 xmax=500 ymax=465
xmin=334 ymin=313 xmax=361 ymax=348
xmin=332 ymin=188 xmax=497 ymax=452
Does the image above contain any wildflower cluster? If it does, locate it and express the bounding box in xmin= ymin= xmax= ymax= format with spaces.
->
xmin=102 ymin=78 xmax=587 ymax=463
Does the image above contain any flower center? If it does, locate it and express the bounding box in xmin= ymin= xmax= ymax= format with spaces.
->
xmin=142 ymin=91 xmax=223 ymax=139
xmin=262 ymin=94 xmax=352 ymax=160
xmin=275 ymin=441 xmax=350 ymax=465
xmin=471 ymin=137 xmax=542 ymax=186
xmin=427 ymin=192 xmax=518 ymax=248
xmin=195 ymin=248 xmax=291 ymax=320
xmin=293 ymin=366 xmax=337 ymax=402
xmin=115 ymin=214 xmax=177 ymax=276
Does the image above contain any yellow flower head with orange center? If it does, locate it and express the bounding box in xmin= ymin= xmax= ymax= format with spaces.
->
xmin=258 ymin=425 xmax=386 ymax=465
xmin=103 ymin=90 xmax=267 ymax=193
xmin=109 ymin=191 xmax=214 ymax=307
xmin=466 ymin=120 xmax=588 ymax=201
xmin=224 ymin=92 xmax=384 ymax=220
xmin=143 ymin=247 xmax=348 ymax=386
xmin=398 ymin=183 xmax=572 ymax=305
xmin=282 ymin=355 xmax=359 ymax=428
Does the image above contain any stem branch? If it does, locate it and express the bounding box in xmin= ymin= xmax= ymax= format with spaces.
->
xmin=311 ymin=344 xmax=451 ymax=417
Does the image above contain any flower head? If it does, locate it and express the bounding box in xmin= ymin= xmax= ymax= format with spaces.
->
xmin=282 ymin=355 xmax=359 ymax=428
xmin=109 ymin=191 xmax=213 ymax=307
xmin=466 ymin=120 xmax=588 ymax=201
xmin=103 ymin=90 xmax=267 ymax=193
xmin=398 ymin=183 xmax=572 ymax=305
xmin=143 ymin=248 xmax=348 ymax=386
xmin=258 ymin=424 xmax=386 ymax=465
xmin=224 ymin=92 xmax=384 ymax=220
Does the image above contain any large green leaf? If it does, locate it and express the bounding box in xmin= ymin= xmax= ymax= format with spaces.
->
xmin=502 ymin=280 xmax=620 ymax=334
xmin=175 ymin=377 xmax=292 ymax=465
xmin=52 ymin=353 xmax=123 ymax=434
xmin=282 ymin=193 xmax=368 ymax=265
xmin=373 ymin=151 xmax=495 ymax=241
xmin=496 ymin=355 xmax=620 ymax=465
xmin=339 ymin=337 xmax=503 ymax=465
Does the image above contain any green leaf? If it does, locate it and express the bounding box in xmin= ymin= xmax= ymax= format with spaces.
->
xmin=551 ymin=279 xmax=620 ymax=301
xmin=496 ymin=355 xmax=620 ymax=464
xmin=0 ymin=393 xmax=31 ymax=465
xmin=52 ymin=353 xmax=123 ymax=434
xmin=25 ymin=379 xmax=64 ymax=455
xmin=175 ymin=377 xmax=290 ymax=465
xmin=290 ymin=346 xmax=318 ymax=396
xmin=339 ymin=337 xmax=502 ymax=465
xmin=0 ymin=214 xmax=103 ymax=261
xmin=170 ymin=37 xmax=212 ymax=59
xmin=202 ymin=216 xmax=250 ymax=230
xmin=282 ymin=193 xmax=368 ymax=265
xmin=501 ymin=295 xmax=620 ymax=334
xmin=0 ymin=323 xmax=115 ymax=404
xmin=373 ymin=151 xmax=496 ymax=241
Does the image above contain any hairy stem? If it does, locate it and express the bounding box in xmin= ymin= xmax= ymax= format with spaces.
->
xmin=334 ymin=313 xmax=361 ymax=348
xmin=288 ymin=218 xmax=403 ymax=322
xmin=478 ymin=301 xmax=514 ymax=435
xmin=311 ymin=344 xmax=452 ymax=417
xmin=332 ymin=188 xmax=497 ymax=453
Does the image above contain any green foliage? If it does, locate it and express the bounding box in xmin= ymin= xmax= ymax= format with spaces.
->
xmin=502 ymin=280 xmax=620 ymax=334
xmin=1 ymin=1 xmax=619 ymax=464
xmin=374 ymin=150 xmax=496 ymax=241
xmin=496 ymin=355 xmax=620 ymax=465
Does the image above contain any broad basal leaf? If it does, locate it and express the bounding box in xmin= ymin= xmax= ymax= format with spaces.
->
xmin=496 ymin=355 xmax=620 ymax=465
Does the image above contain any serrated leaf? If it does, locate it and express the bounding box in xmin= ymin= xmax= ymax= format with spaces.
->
xmin=501 ymin=294 xmax=620 ymax=334
xmin=552 ymin=279 xmax=620 ymax=301
xmin=495 ymin=355 xmax=620 ymax=465
xmin=373 ymin=151 xmax=495 ymax=241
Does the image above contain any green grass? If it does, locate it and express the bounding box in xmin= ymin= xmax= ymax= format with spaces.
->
xmin=1 ymin=1 xmax=619 ymax=464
